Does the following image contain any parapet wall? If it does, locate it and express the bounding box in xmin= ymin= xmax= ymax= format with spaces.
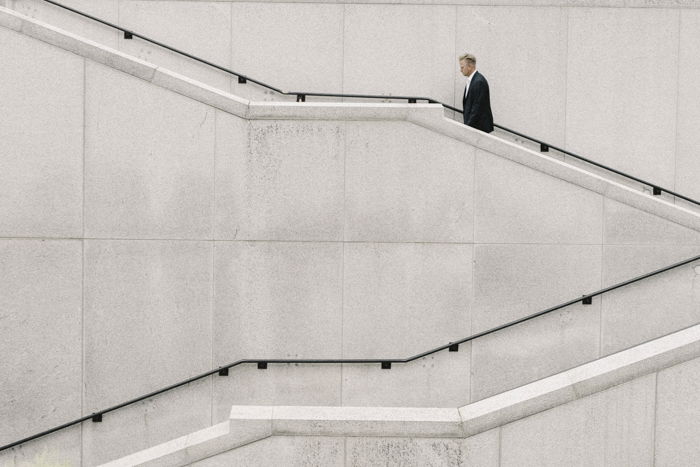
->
xmin=6 ymin=0 xmax=700 ymax=203
xmin=1 ymin=7 xmax=700 ymax=466
xmin=106 ymin=324 xmax=700 ymax=466
xmin=206 ymin=355 xmax=700 ymax=466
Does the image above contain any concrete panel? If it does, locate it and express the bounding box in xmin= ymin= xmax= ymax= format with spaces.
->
xmin=455 ymin=7 xmax=568 ymax=146
xmin=474 ymin=150 xmax=604 ymax=244
xmin=566 ymin=8 xmax=679 ymax=188
xmin=82 ymin=379 xmax=212 ymax=466
xmin=119 ymin=1 xmax=231 ymax=91
xmin=343 ymin=5 xmax=456 ymax=103
xmin=212 ymin=365 xmax=342 ymax=422
xmin=345 ymin=121 xmax=475 ymax=243
xmin=0 ymin=240 xmax=82 ymax=446
xmin=192 ymin=436 xmax=344 ymax=467
xmin=213 ymin=241 xmax=342 ymax=359
xmin=12 ymin=0 xmax=119 ymax=48
xmin=215 ymin=119 xmax=345 ymax=241
xmin=471 ymin=303 xmax=600 ymax=401
xmin=268 ymin=406 xmax=464 ymax=438
xmin=212 ymin=241 xmax=343 ymax=416
xmin=229 ymin=3 xmax=343 ymax=95
xmin=601 ymin=245 xmax=700 ymax=355
xmin=676 ymin=10 xmax=700 ymax=201
xmin=341 ymin=351 xmax=471 ymax=408
xmin=213 ymin=110 xmax=246 ymax=239
xmin=0 ymin=28 xmax=83 ymax=238
xmin=343 ymin=243 xmax=472 ymax=358
xmin=84 ymin=61 xmax=215 ymax=239
xmin=83 ymin=240 xmax=212 ymax=409
xmin=602 ymin=241 xmax=699 ymax=282
xmin=472 ymin=244 xmax=603 ymax=333
xmin=604 ymin=198 xmax=700 ymax=245
xmin=655 ymin=356 xmax=700 ymax=466
xmin=341 ymin=240 xmax=472 ymax=408
xmin=0 ymin=426 xmax=81 ymax=467
xmin=501 ymin=374 xmax=656 ymax=467
xmin=346 ymin=429 xmax=500 ymax=467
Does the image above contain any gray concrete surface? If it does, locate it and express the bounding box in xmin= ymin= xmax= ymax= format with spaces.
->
xmin=2 ymin=7 xmax=700 ymax=464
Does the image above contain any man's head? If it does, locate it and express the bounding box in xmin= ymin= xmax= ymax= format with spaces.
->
xmin=459 ymin=53 xmax=476 ymax=77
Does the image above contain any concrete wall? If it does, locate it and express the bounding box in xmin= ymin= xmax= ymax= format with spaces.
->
xmin=7 ymin=0 xmax=700 ymax=200
xmin=195 ymin=431 xmax=501 ymax=466
xmin=2 ymin=13 xmax=700 ymax=466
xmin=194 ymin=354 xmax=700 ymax=466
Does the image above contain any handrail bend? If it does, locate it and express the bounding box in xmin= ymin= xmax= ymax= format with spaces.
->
xmin=33 ymin=0 xmax=700 ymax=208
xmin=2 ymin=253 xmax=699 ymax=452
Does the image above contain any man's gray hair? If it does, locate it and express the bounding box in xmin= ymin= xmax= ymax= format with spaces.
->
xmin=459 ymin=53 xmax=476 ymax=64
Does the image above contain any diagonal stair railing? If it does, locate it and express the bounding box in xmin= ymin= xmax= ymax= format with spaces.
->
xmin=2 ymin=253 xmax=700 ymax=451
xmin=21 ymin=0 xmax=700 ymax=209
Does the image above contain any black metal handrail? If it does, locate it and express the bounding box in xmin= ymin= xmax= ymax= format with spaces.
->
xmin=2 ymin=253 xmax=699 ymax=452
xmin=31 ymin=0 xmax=700 ymax=208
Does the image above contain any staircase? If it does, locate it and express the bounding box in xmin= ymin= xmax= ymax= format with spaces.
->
xmin=1 ymin=4 xmax=699 ymax=466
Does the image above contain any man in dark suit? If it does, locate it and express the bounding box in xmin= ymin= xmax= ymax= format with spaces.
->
xmin=459 ymin=53 xmax=494 ymax=133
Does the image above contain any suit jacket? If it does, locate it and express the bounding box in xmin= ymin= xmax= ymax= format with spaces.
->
xmin=462 ymin=71 xmax=494 ymax=133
